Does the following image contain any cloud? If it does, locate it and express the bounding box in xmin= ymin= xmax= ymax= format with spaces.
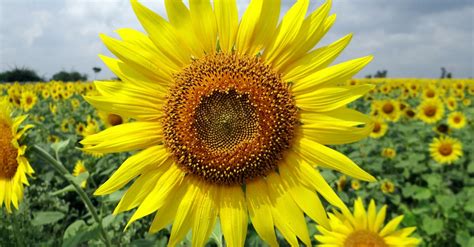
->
xmin=0 ymin=0 xmax=472 ymax=80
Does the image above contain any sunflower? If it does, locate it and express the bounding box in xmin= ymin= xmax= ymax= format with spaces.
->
xmin=447 ymin=111 xmax=466 ymax=129
xmin=370 ymin=118 xmax=388 ymax=138
xmin=380 ymin=180 xmax=395 ymax=194
xmin=41 ymin=89 xmax=51 ymax=99
xmin=417 ymin=99 xmax=444 ymax=124
xmin=315 ymin=197 xmax=420 ymax=246
xmin=377 ymin=100 xmax=400 ymax=122
xmin=351 ymin=180 xmax=361 ymax=191
xmin=98 ymin=111 xmax=124 ymax=128
xmin=21 ymin=91 xmax=38 ymax=112
xmin=444 ymin=96 xmax=457 ymax=111
xmin=381 ymin=148 xmax=396 ymax=159
xmin=82 ymin=0 xmax=376 ymax=245
xmin=429 ymin=136 xmax=463 ymax=164
xmin=462 ymin=98 xmax=471 ymax=106
xmin=73 ymin=160 xmax=88 ymax=188
xmin=421 ymin=85 xmax=438 ymax=100
xmin=0 ymin=98 xmax=34 ymax=213
xmin=75 ymin=123 xmax=86 ymax=136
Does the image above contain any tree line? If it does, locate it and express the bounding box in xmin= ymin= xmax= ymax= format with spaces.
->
xmin=0 ymin=66 xmax=102 ymax=83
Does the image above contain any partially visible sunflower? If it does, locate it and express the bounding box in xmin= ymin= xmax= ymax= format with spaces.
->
xmin=82 ymin=0 xmax=376 ymax=245
xmin=447 ymin=111 xmax=466 ymax=129
xmin=351 ymin=180 xmax=361 ymax=191
xmin=73 ymin=160 xmax=88 ymax=188
xmin=370 ymin=118 xmax=388 ymax=138
xmin=377 ymin=100 xmax=400 ymax=122
xmin=417 ymin=99 xmax=444 ymax=124
xmin=429 ymin=136 xmax=463 ymax=164
xmin=380 ymin=180 xmax=395 ymax=194
xmin=0 ymin=98 xmax=34 ymax=213
xmin=315 ymin=197 xmax=421 ymax=246
xmin=98 ymin=111 xmax=125 ymax=128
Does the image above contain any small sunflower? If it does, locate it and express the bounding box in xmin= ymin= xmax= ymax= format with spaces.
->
xmin=315 ymin=197 xmax=421 ymax=246
xmin=370 ymin=118 xmax=388 ymax=138
xmin=0 ymin=98 xmax=34 ymax=213
xmin=351 ymin=180 xmax=361 ymax=191
xmin=421 ymin=86 xmax=438 ymax=100
xmin=429 ymin=136 xmax=463 ymax=164
xmin=75 ymin=123 xmax=86 ymax=136
xmin=98 ymin=111 xmax=124 ymax=128
xmin=378 ymin=100 xmax=400 ymax=122
xmin=380 ymin=180 xmax=395 ymax=194
xmin=337 ymin=175 xmax=347 ymax=192
xmin=73 ymin=160 xmax=88 ymax=188
xmin=381 ymin=148 xmax=396 ymax=159
xmin=444 ymin=96 xmax=457 ymax=111
xmin=417 ymin=99 xmax=444 ymax=124
xmin=82 ymin=0 xmax=376 ymax=245
xmin=21 ymin=91 xmax=38 ymax=112
xmin=447 ymin=111 xmax=466 ymax=129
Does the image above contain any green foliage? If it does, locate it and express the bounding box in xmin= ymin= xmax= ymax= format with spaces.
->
xmin=0 ymin=66 xmax=44 ymax=82
xmin=51 ymin=70 xmax=88 ymax=82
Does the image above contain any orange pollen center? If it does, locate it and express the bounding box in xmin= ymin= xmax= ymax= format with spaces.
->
xmin=108 ymin=114 xmax=123 ymax=126
xmin=424 ymin=105 xmax=437 ymax=117
xmin=453 ymin=116 xmax=461 ymax=123
xmin=382 ymin=103 xmax=394 ymax=114
xmin=372 ymin=122 xmax=381 ymax=133
xmin=163 ymin=53 xmax=298 ymax=185
xmin=344 ymin=230 xmax=388 ymax=247
xmin=0 ymin=122 xmax=19 ymax=179
xmin=438 ymin=143 xmax=453 ymax=156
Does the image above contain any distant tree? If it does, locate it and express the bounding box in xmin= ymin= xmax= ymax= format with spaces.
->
xmin=92 ymin=67 xmax=102 ymax=79
xmin=0 ymin=66 xmax=44 ymax=83
xmin=51 ymin=70 xmax=88 ymax=81
xmin=440 ymin=67 xmax=453 ymax=78
xmin=365 ymin=70 xmax=388 ymax=78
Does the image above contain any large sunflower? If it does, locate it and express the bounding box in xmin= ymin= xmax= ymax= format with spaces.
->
xmin=314 ymin=197 xmax=421 ymax=246
xmin=82 ymin=0 xmax=375 ymax=245
xmin=429 ymin=136 xmax=463 ymax=165
xmin=0 ymin=98 xmax=34 ymax=213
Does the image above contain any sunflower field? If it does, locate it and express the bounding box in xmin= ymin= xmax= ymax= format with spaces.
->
xmin=0 ymin=78 xmax=473 ymax=246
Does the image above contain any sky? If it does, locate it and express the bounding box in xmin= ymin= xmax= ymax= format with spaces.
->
xmin=0 ymin=0 xmax=473 ymax=80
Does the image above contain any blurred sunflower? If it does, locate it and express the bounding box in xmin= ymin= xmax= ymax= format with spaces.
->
xmin=378 ymin=100 xmax=400 ymax=122
xmin=381 ymin=148 xmax=396 ymax=159
xmin=351 ymin=180 xmax=361 ymax=191
xmin=98 ymin=111 xmax=124 ymax=128
xmin=421 ymin=85 xmax=438 ymax=100
xmin=315 ymin=198 xmax=420 ymax=246
xmin=21 ymin=91 xmax=38 ymax=112
xmin=75 ymin=123 xmax=86 ymax=136
xmin=444 ymin=96 xmax=457 ymax=111
xmin=429 ymin=136 xmax=463 ymax=164
xmin=447 ymin=111 xmax=466 ymax=129
xmin=73 ymin=160 xmax=88 ymax=188
xmin=381 ymin=180 xmax=395 ymax=194
xmin=417 ymin=99 xmax=444 ymax=124
xmin=370 ymin=118 xmax=388 ymax=138
xmin=82 ymin=0 xmax=376 ymax=245
xmin=0 ymin=98 xmax=34 ymax=213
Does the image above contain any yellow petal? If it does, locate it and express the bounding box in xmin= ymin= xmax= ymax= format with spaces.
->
xmin=189 ymin=0 xmax=217 ymax=54
xmin=301 ymin=107 xmax=370 ymax=126
xmin=263 ymin=0 xmax=309 ymax=65
xmin=373 ymin=205 xmax=387 ymax=232
xmin=219 ymin=185 xmax=248 ymax=247
xmin=301 ymin=118 xmax=373 ymax=145
xmin=168 ymin=178 xmax=199 ymax=246
xmin=246 ymin=179 xmax=278 ymax=247
xmin=126 ymin=165 xmax=184 ymax=228
xmin=214 ymin=0 xmax=238 ymax=52
xmin=379 ymin=215 xmax=404 ymax=237
xmin=148 ymin=183 xmax=187 ymax=234
xmin=95 ymin=146 xmax=170 ymax=195
xmin=292 ymin=56 xmax=373 ymax=95
xmin=295 ymin=137 xmax=375 ymax=181
xmin=367 ymin=199 xmax=377 ymax=232
xmin=295 ymin=84 xmax=375 ymax=112
xmin=267 ymin=173 xmax=311 ymax=246
xmin=283 ymin=33 xmax=353 ymax=81
xmin=192 ymin=183 xmax=218 ymax=246
xmin=279 ymin=162 xmax=330 ymax=229
xmin=131 ymin=0 xmax=190 ymax=65
xmin=80 ymin=122 xmax=162 ymax=153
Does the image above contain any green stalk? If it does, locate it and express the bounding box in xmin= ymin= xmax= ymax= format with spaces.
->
xmin=31 ymin=145 xmax=111 ymax=247
xmin=9 ymin=213 xmax=24 ymax=247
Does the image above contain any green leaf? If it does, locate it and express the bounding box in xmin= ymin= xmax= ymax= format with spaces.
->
xmin=413 ymin=187 xmax=432 ymax=200
xmin=464 ymin=197 xmax=474 ymax=213
xmin=32 ymin=211 xmax=65 ymax=226
xmin=209 ymin=219 xmax=223 ymax=247
xmin=50 ymin=184 xmax=75 ymax=196
xmin=435 ymin=194 xmax=456 ymax=211
xmin=422 ymin=217 xmax=444 ymax=235
xmin=456 ymin=230 xmax=471 ymax=247
xmin=51 ymin=139 xmax=70 ymax=153
xmin=62 ymin=221 xmax=100 ymax=247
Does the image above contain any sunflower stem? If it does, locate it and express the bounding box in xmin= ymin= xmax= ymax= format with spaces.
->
xmin=9 ymin=212 xmax=24 ymax=247
xmin=31 ymin=145 xmax=112 ymax=247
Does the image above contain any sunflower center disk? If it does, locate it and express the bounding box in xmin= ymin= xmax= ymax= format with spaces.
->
xmin=438 ymin=143 xmax=453 ymax=156
xmin=163 ymin=53 xmax=298 ymax=185
xmin=0 ymin=122 xmax=19 ymax=179
xmin=344 ymin=230 xmax=388 ymax=247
